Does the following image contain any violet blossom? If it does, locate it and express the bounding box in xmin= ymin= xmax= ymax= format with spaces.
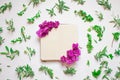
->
xmin=60 ymin=43 xmax=81 ymax=65
xmin=36 ymin=21 xmax=60 ymax=38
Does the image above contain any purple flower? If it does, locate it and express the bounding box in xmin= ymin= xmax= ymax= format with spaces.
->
xmin=60 ymin=56 xmax=66 ymax=63
xmin=60 ymin=43 xmax=81 ymax=65
xmin=72 ymin=43 xmax=79 ymax=50
xmin=67 ymin=50 xmax=74 ymax=58
xmin=36 ymin=21 xmax=60 ymax=38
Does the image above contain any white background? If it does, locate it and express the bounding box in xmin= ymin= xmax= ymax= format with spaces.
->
xmin=0 ymin=0 xmax=120 ymax=80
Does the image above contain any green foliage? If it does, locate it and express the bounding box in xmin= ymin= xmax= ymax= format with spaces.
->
xmin=94 ymin=46 xmax=109 ymax=61
xmin=92 ymin=69 xmax=101 ymax=78
xmin=0 ymin=2 xmax=12 ymax=14
xmin=87 ymin=60 xmax=90 ymax=66
xmin=95 ymin=11 xmax=104 ymax=21
xmin=92 ymin=25 xmax=105 ymax=41
xmin=39 ymin=66 xmax=54 ymax=79
xmin=97 ymin=0 xmax=111 ymax=10
xmin=0 ymin=36 xmax=5 ymax=45
xmin=24 ymin=47 xmax=36 ymax=60
xmin=110 ymin=15 xmax=120 ymax=29
xmin=29 ymin=0 xmax=45 ymax=7
xmin=115 ymin=67 xmax=120 ymax=79
xmin=16 ymin=64 xmax=34 ymax=80
xmin=56 ymin=0 xmax=70 ymax=13
xmin=112 ymin=32 xmax=120 ymax=41
xmin=86 ymin=33 xmax=93 ymax=53
xmin=21 ymin=26 xmax=31 ymax=42
xmin=17 ymin=4 xmax=27 ymax=16
xmin=63 ymin=67 xmax=76 ymax=75
xmin=0 ymin=46 xmax=19 ymax=60
xmin=27 ymin=11 xmax=40 ymax=23
xmin=0 ymin=27 xmax=3 ymax=33
xmin=73 ymin=0 xmax=86 ymax=5
xmin=6 ymin=19 xmax=15 ymax=32
xmin=74 ymin=10 xmax=93 ymax=22
xmin=11 ymin=37 xmax=22 ymax=44
xmin=99 ymin=61 xmax=108 ymax=69
xmin=46 ymin=5 xmax=56 ymax=17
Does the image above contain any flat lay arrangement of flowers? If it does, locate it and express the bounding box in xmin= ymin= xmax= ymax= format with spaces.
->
xmin=0 ymin=0 xmax=120 ymax=80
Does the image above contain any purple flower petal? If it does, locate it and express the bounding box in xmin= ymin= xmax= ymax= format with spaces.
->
xmin=60 ymin=56 xmax=66 ymax=63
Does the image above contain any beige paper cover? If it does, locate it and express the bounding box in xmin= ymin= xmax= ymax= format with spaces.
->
xmin=40 ymin=25 xmax=78 ymax=61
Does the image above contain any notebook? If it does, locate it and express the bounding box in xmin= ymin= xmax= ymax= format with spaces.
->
xmin=40 ymin=25 xmax=78 ymax=61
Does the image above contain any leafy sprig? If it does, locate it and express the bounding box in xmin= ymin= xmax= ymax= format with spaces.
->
xmin=24 ymin=47 xmax=36 ymax=60
xmin=6 ymin=19 xmax=15 ymax=32
xmin=46 ymin=5 xmax=56 ymax=17
xmin=95 ymin=11 xmax=104 ymax=21
xmin=99 ymin=61 xmax=108 ymax=69
xmin=86 ymin=33 xmax=93 ymax=53
xmin=28 ymin=0 xmax=45 ymax=7
xmin=110 ymin=15 xmax=120 ymax=29
xmin=0 ymin=36 xmax=5 ymax=45
xmin=39 ymin=66 xmax=54 ymax=79
xmin=0 ymin=2 xmax=12 ymax=14
xmin=94 ymin=46 xmax=108 ymax=61
xmin=11 ymin=37 xmax=22 ymax=44
xmin=92 ymin=25 xmax=105 ymax=41
xmin=11 ymin=26 xmax=30 ymax=44
xmin=102 ymin=67 xmax=112 ymax=80
xmin=56 ymin=0 xmax=70 ymax=14
xmin=97 ymin=0 xmax=111 ymax=10
xmin=74 ymin=10 xmax=94 ymax=22
xmin=0 ymin=46 xmax=19 ymax=60
xmin=27 ymin=11 xmax=40 ymax=23
xmin=17 ymin=4 xmax=27 ymax=16
xmin=21 ymin=26 xmax=31 ymax=42
xmin=63 ymin=67 xmax=76 ymax=75
xmin=73 ymin=0 xmax=86 ymax=5
xmin=92 ymin=69 xmax=101 ymax=78
xmin=16 ymin=64 xmax=34 ymax=80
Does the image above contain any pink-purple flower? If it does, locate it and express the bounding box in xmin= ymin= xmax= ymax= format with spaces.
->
xmin=36 ymin=21 xmax=60 ymax=38
xmin=60 ymin=43 xmax=81 ymax=65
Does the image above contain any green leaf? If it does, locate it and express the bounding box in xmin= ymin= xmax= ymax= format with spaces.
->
xmin=74 ymin=10 xmax=93 ymax=22
xmin=92 ymin=69 xmax=101 ymax=78
xmin=97 ymin=0 xmax=111 ymax=10
xmin=63 ymin=67 xmax=76 ymax=75
xmin=17 ymin=4 xmax=27 ymax=16
xmin=16 ymin=64 xmax=34 ymax=80
xmin=39 ymin=66 xmax=54 ymax=79
xmin=0 ymin=2 xmax=12 ymax=14
xmin=87 ymin=60 xmax=90 ymax=66
xmin=0 ymin=52 xmax=8 ymax=55
xmin=108 ymin=54 xmax=113 ymax=60
xmin=92 ymin=25 xmax=105 ymax=41
xmin=5 ymin=46 xmax=9 ymax=53
xmin=86 ymin=33 xmax=93 ymax=53
xmin=112 ymin=32 xmax=120 ymax=41
xmin=56 ymin=0 xmax=69 ymax=14
xmin=0 ymin=36 xmax=5 ymax=45
xmin=94 ymin=46 xmax=108 ymax=61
